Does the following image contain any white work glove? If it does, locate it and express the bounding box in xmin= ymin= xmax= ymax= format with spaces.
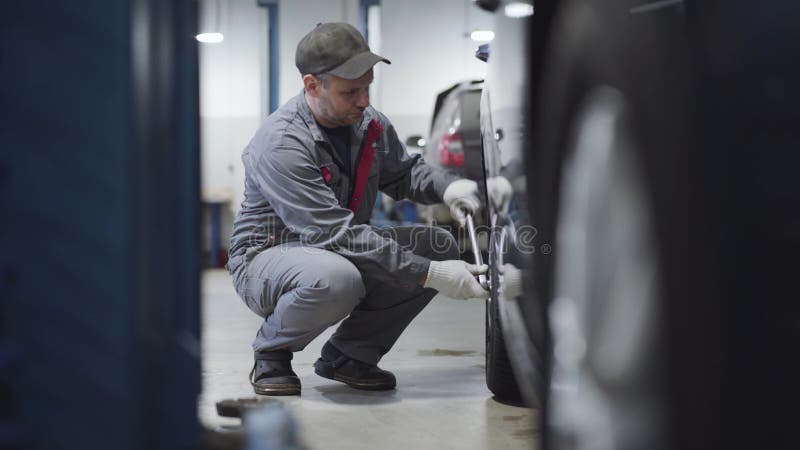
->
xmin=499 ymin=263 xmax=522 ymax=300
xmin=443 ymin=179 xmax=481 ymax=226
xmin=424 ymin=260 xmax=488 ymax=300
xmin=486 ymin=176 xmax=513 ymax=214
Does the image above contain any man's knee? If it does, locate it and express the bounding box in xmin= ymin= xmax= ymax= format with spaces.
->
xmin=278 ymin=259 xmax=364 ymax=334
xmin=318 ymin=261 xmax=365 ymax=319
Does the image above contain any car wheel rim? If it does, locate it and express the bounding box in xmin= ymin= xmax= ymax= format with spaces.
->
xmin=548 ymin=86 xmax=665 ymax=447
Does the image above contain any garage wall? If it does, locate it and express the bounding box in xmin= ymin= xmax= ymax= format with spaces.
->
xmin=378 ymin=0 xmax=491 ymax=139
xmin=199 ymin=0 xmax=264 ymax=207
xmin=199 ymin=0 xmax=492 ymax=255
xmin=278 ymin=0 xmax=492 ymax=140
xmin=199 ymin=0 xmax=269 ymax=256
xmin=278 ymin=0 xmax=361 ymax=104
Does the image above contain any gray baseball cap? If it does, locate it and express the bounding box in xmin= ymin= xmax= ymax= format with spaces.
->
xmin=295 ymin=22 xmax=391 ymax=79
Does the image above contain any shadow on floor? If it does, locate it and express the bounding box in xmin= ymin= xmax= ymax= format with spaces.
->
xmin=310 ymin=364 xmax=501 ymax=404
xmin=313 ymin=384 xmax=401 ymax=405
xmin=490 ymin=396 xmax=528 ymax=408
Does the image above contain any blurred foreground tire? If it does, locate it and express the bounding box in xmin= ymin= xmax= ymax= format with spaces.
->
xmin=528 ymin=1 xmax=698 ymax=448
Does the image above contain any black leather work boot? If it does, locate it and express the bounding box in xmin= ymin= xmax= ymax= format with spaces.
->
xmin=313 ymin=341 xmax=396 ymax=391
xmin=250 ymin=350 xmax=301 ymax=396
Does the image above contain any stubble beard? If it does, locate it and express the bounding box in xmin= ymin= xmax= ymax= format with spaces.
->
xmin=318 ymin=93 xmax=360 ymax=127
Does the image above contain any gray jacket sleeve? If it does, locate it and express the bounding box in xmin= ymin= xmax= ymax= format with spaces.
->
xmin=248 ymin=146 xmax=430 ymax=288
xmin=376 ymin=117 xmax=461 ymax=203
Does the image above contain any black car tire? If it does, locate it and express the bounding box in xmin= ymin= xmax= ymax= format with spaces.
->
xmin=528 ymin=0 xmax=699 ymax=446
xmin=485 ymin=225 xmax=522 ymax=402
xmin=530 ymin=1 xmax=692 ymax=307
xmin=485 ymin=288 xmax=521 ymax=402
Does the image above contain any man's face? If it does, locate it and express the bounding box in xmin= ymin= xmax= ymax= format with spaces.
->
xmin=315 ymin=69 xmax=373 ymax=127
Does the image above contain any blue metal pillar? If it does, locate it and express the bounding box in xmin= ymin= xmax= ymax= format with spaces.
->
xmin=0 ymin=1 xmax=202 ymax=449
xmin=257 ymin=0 xmax=280 ymax=113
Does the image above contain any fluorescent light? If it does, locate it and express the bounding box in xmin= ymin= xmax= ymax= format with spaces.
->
xmin=504 ymin=2 xmax=535 ymax=18
xmin=196 ymin=32 xmax=224 ymax=44
xmin=470 ymin=30 xmax=495 ymax=42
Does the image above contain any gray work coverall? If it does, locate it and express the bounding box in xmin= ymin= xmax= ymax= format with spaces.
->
xmin=226 ymin=91 xmax=461 ymax=365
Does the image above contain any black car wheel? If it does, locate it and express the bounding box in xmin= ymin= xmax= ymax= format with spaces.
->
xmin=485 ymin=219 xmax=522 ymax=402
xmin=528 ymin=0 xmax=695 ymax=447
xmin=548 ymin=86 xmax=668 ymax=447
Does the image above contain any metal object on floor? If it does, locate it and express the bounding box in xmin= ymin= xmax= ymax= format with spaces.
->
xmin=216 ymin=398 xmax=281 ymax=419
xmin=214 ymin=399 xmax=307 ymax=450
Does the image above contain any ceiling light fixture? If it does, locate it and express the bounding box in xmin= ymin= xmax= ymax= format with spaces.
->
xmin=196 ymin=0 xmax=224 ymax=44
xmin=196 ymin=32 xmax=224 ymax=43
xmin=470 ymin=30 xmax=495 ymax=42
xmin=504 ymin=2 xmax=535 ymax=18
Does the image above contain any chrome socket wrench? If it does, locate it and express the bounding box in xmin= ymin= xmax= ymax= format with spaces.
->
xmin=464 ymin=211 xmax=489 ymax=290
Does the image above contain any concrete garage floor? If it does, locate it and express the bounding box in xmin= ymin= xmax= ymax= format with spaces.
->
xmin=199 ymin=269 xmax=539 ymax=450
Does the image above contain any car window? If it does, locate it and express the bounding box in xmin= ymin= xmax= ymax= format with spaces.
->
xmin=459 ymin=90 xmax=481 ymax=131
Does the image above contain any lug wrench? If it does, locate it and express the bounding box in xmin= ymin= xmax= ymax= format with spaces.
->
xmin=464 ymin=210 xmax=489 ymax=290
